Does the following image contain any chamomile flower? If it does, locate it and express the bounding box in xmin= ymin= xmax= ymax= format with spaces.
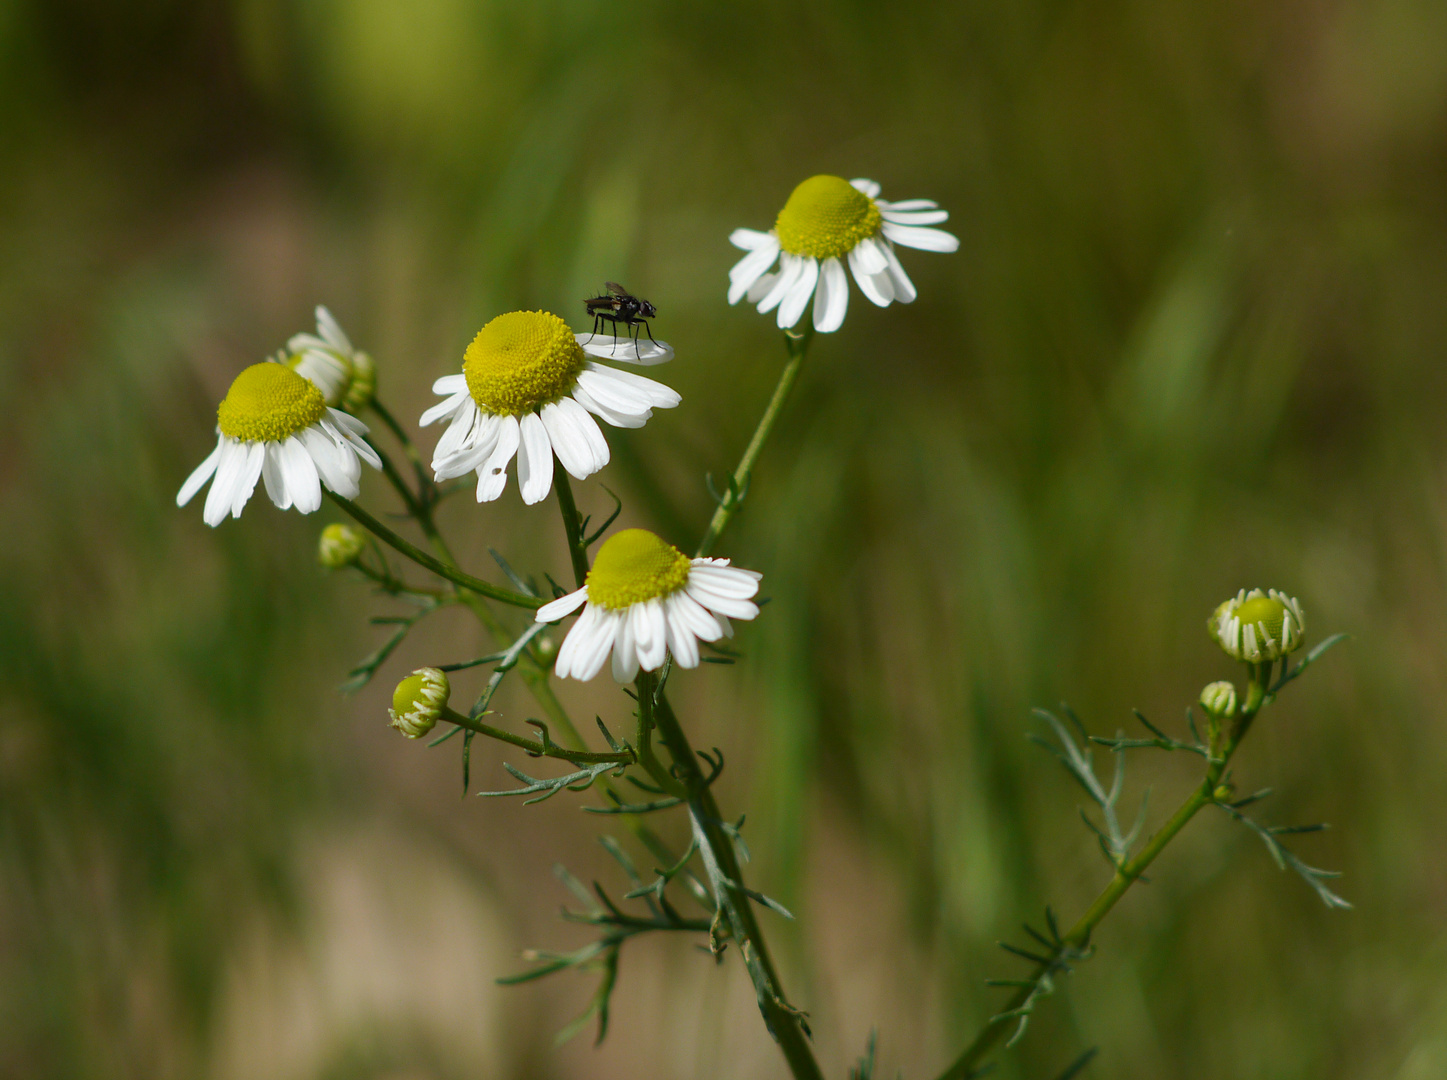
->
xmin=536 ymin=528 xmax=762 ymax=682
xmin=1207 ymin=589 xmax=1306 ymax=663
xmin=177 ymin=362 xmax=382 ymax=526
xmin=283 ymin=306 xmax=375 ymax=411
xmin=421 ymin=310 xmax=680 ymax=506
xmin=728 ymin=175 xmax=959 ymax=332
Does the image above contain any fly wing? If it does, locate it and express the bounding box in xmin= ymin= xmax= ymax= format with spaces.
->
xmin=605 ymin=282 xmax=629 ymax=297
xmin=585 ymin=293 xmax=621 ymax=311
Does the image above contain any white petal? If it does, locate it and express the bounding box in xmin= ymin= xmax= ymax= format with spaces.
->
xmin=230 ymin=441 xmax=266 ymax=518
xmin=515 ymin=412 xmax=555 ymax=505
xmin=670 ymin=589 xmax=725 ymax=642
xmin=433 ymin=398 xmax=481 ymax=466
xmin=746 ymin=272 xmax=778 ymax=304
xmin=436 ymin=412 xmax=501 ymax=482
xmin=327 ymin=408 xmax=369 ymax=438
xmin=880 ymin=241 xmax=918 ymax=303
xmin=881 ymin=208 xmax=951 ymax=226
xmin=203 ymin=439 xmax=248 ymax=526
xmin=537 ymin=586 xmax=589 ymax=623
xmin=431 ymin=373 xmax=467 ymax=396
xmin=579 ymin=363 xmax=680 ymax=410
xmin=261 ymin=443 xmax=290 ymax=509
xmin=299 ymin=426 xmax=351 ymax=495
xmin=728 ymin=243 xmax=782 ymax=305
xmin=881 ymin=221 xmax=959 ymax=253
xmin=315 ymin=306 xmax=352 ymax=353
xmin=776 ymin=256 xmax=819 ymax=330
xmin=729 ymin=228 xmax=777 ymax=251
xmin=577 ymin=333 xmax=674 ymax=366
xmin=420 ymin=390 xmax=468 ymax=429
xmin=756 ymin=253 xmax=805 ymax=314
xmin=813 ymin=256 xmax=849 ymax=332
xmin=557 ymin=395 xmax=610 ymax=471
xmin=177 ymin=437 xmax=223 ymax=507
xmin=555 ymin=604 xmax=610 ymax=680
xmin=611 ymin=609 xmax=640 ymax=682
xmin=279 ymin=436 xmax=322 ymax=513
xmin=849 ymin=178 xmax=882 ymax=198
xmin=539 ymin=401 xmax=591 ymax=480
xmin=877 ymin=198 xmax=939 ymax=212
xmin=634 ymin=600 xmax=668 ymax=672
xmin=572 ymin=383 xmax=650 ymax=429
xmin=850 ymin=235 xmax=890 ymax=276
xmin=662 ymin=595 xmax=700 ymax=668
xmin=475 ymin=415 xmax=520 ymax=502
xmin=686 ymin=582 xmax=760 ymax=621
xmin=688 ymin=563 xmax=762 ymax=598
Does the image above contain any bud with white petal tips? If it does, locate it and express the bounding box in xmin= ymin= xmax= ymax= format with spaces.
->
xmin=1207 ymin=588 xmax=1305 ymax=664
xmin=344 ymin=350 xmax=376 ymax=412
xmin=1199 ymin=681 xmax=1238 ymax=720
xmin=389 ymin=668 xmax=450 ymax=739
xmin=318 ymin=523 xmax=367 ymax=569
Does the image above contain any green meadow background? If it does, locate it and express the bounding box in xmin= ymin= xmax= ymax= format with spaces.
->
xmin=4 ymin=1 xmax=1447 ymax=1077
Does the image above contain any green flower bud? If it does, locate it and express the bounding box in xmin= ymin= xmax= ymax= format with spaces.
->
xmin=1207 ymin=588 xmax=1305 ymax=663
xmin=389 ymin=668 xmax=449 ymax=739
xmin=1199 ymin=680 xmax=1238 ymax=719
xmin=533 ymin=633 xmax=558 ymax=666
xmin=343 ymin=350 xmax=376 ymax=412
xmin=318 ymin=523 xmax=367 ymax=569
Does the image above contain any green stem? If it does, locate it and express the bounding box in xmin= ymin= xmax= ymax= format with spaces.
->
xmin=327 ymin=491 xmax=540 ymax=609
xmin=646 ymin=680 xmax=823 ymax=1080
xmin=554 ymin=471 xmax=591 ymax=588
xmin=934 ymin=669 xmax=1270 ymax=1080
xmin=439 ymin=707 xmax=634 ymax=765
xmin=696 ymin=327 xmax=812 ymax=558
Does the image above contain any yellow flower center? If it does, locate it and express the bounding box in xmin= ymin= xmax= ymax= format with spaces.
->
xmin=586 ymin=529 xmax=692 ymax=610
xmin=774 ymin=175 xmax=882 ymax=259
xmin=216 ymin=363 xmax=328 ymax=443
xmin=1233 ymin=595 xmax=1289 ymax=642
xmin=463 ymin=310 xmax=585 ymax=417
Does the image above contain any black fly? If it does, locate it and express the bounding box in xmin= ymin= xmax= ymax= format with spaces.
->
xmin=583 ymin=282 xmax=659 ymax=359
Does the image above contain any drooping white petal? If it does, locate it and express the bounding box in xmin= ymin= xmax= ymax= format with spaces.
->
xmin=728 ymin=242 xmax=782 ymax=304
xmin=813 ymin=256 xmax=849 ymax=332
xmin=881 ymin=221 xmax=960 ymax=253
xmin=177 ymin=437 xmax=223 ymax=507
xmin=776 ymin=256 xmax=820 ymax=329
xmin=756 ymin=254 xmax=806 ymax=315
xmin=555 ymin=395 xmax=609 ymax=471
xmin=730 ymin=227 xmax=778 ymax=251
xmin=634 ymin=600 xmax=668 ymax=672
xmin=746 ymin=273 xmax=779 ymax=304
xmin=688 ymin=562 xmax=763 ymax=598
xmin=849 ymin=178 xmax=882 ymax=198
xmin=555 ymin=604 xmax=614 ymax=680
xmin=849 ymin=247 xmax=895 ymax=306
xmin=261 ymin=443 xmax=290 ymax=509
xmin=578 ymin=363 xmax=681 ymax=410
xmin=279 ymin=436 xmax=322 ymax=513
xmin=686 ymin=581 xmax=760 ymax=621
xmin=662 ymin=595 xmax=700 ymax=668
xmin=515 ymin=412 xmax=555 ymax=505
xmin=433 ymin=397 xmax=482 ymax=468
xmin=537 ymin=586 xmax=589 ymax=623
xmin=230 ymin=441 xmax=267 ymax=518
xmin=475 ymin=415 xmax=520 ymax=502
xmin=611 ymin=608 xmax=640 ymax=682
xmin=880 ymin=241 xmax=918 ymax=303
xmin=539 ymin=401 xmax=594 ymax=480
xmin=300 ymin=425 xmax=357 ymax=498
xmin=203 ymin=439 xmax=248 ymax=526
xmin=314 ymin=306 xmax=352 ymax=354
xmin=420 ymin=390 xmax=468 ymax=429
xmin=876 ymin=198 xmax=939 ymax=212
xmin=850 ymin=235 xmax=890 ymax=276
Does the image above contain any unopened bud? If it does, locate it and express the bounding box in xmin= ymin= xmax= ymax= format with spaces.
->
xmin=389 ymin=668 xmax=449 ymax=739
xmin=343 ymin=351 xmax=376 ymax=412
xmin=1207 ymin=588 xmax=1305 ymax=663
xmin=1199 ymin=681 xmax=1238 ymax=719
xmin=318 ymin=523 xmax=366 ymax=568
xmin=533 ymin=633 xmax=558 ymax=666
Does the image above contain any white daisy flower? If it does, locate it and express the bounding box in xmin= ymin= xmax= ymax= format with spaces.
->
xmin=728 ymin=174 xmax=959 ymax=332
xmin=536 ymin=528 xmax=762 ymax=683
xmin=283 ymin=305 xmax=376 ymax=411
xmin=177 ymin=362 xmax=383 ymax=526
xmin=420 ymin=310 xmax=680 ymax=506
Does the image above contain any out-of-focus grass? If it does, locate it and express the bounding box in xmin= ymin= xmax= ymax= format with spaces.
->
xmin=3 ymin=1 xmax=1447 ymax=1078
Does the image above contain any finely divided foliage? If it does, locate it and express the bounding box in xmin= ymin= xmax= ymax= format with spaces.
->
xmin=176 ymin=178 xmax=1349 ymax=1080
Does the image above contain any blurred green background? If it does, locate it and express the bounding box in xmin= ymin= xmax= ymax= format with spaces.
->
xmin=4 ymin=0 xmax=1447 ymax=1077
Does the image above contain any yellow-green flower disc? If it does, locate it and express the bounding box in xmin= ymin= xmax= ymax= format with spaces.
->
xmin=463 ymin=310 xmax=586 ymax=417
xmin=774 ymin=175 xmax=883 ymax=260
xmin=586 ymin=529 xmax=692 ymax=610
xmin=217 ymin=363 xmax=328 ymax=443
xmin=1235 ymin=594 xmax=1289 ymax=643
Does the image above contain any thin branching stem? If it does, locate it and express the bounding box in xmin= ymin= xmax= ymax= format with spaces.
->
xmin=935 ymin=667 xmax=1273 ymax=1080
xmin=440 ymin=707 xmax=634 ymax=765
xmin=696 ymin=327 xmax=812 ymax=558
